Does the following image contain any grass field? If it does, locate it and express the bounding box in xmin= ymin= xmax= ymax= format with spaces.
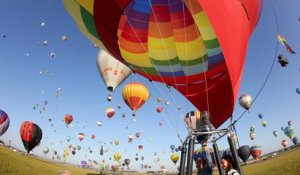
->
xmin=1 ymin=145 xmax=300 ymax=175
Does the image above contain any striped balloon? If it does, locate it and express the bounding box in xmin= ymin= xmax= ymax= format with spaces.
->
xmin=63 ymin=0 xmax=262 ymax=128
xmin=250 ymin=145 xmax=262 ymax=160
xmin=0 ymin=109 xmax=9 ymax=136
xmin=122 ymin=82 xmax=149 ymax=116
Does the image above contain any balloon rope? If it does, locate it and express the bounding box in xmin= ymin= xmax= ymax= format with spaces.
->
xmin=233 ymin=0 xmax=279 ymax=126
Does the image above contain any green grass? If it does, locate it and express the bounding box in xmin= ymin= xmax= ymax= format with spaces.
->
xmin=1 ymin=145 xmax=300 ymax=175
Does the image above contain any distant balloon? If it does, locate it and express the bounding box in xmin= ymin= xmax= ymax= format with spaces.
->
xmin=72 ymin=150 xmax=76 ymax=155
xmin=249 ymin=131 xmax=255 ymax=140
xmin=114 ymin=140 xmax=120 ymax=145
xmin=61 ymin=35 xmax=68 ymax=41
xmin=81 ymin=161 xmax=87 ymax=168
xmin=288 ymin=121 xmax=292 ymax=126
xmin=156 ymin=107 xmax=163 ymax=113
xmin=292 ymin=137 xmax=299 ymax=145
xmin=250 ymin=145 xmax=262 ymax=160
xmin=97 ymin=120 xmax=103 ymax=127
xmin=284 ymin=125 xmax=295 ymax=139
xmin=128 ymin=134 xmax=133 ymax=143
xmin=281 ymin=140 xmax=288 ymax=148
xmin=114 ymin=152 xmax=121 ymax=161
xmin=138 ymin=145 xmax=143 ymax=151
xmin=20 ymin=121 xmax=43 ymax=153
xmin=117 ymin=104 xmax=122 ymax=109
xmin=157 ymin=98 xmax=162 ymax=103
xmin=159 ymin=121 xmax=163 ymax=126
xmin=43 ymin=40 xmax=48 ymax=46
xmin=237 ymin=145 xmax=250 ymax=163
xmin=135 ymin=132 xmax=141 ymax=138
xmin=177 ymin=106 xmax=182 ymax=110
xmin=0 ymin=109 xmax=10 ymax=136
xmin=50 ymin=52 xmax=56 ymax=59
xmin=66 ymin=136 xmax=71 ymax=142
xmin=171 ymin=153 xmax=179 ymax=164
xmin=258 ymin=113 xmax=263 ymax=119
xmin=250 ymin=125 xmax=255 ymax=132
xmin=124 ymin=159 xmax=130 ymax=167
xmin=165 ymin=101 xmax=170 ymax=105
xmin=296 ymin=88 xmax=300 ymax=95
xmin=239 ymin=94 xmax=252 ymax=110
xmin=122 ymin=82 xmax=149 ymax=116
xmin=273 ymin=130 xmax=278 ymax=137
xmin=43 ymin=147 xmax=49 ymax=155
xmin=78 ymin=133 xmax=85 ymax=141
xmin=40 ymin=22 xmax=45 ymax=27
xmin=91 ymin=134 xmax=96 ymax=140
xmin=261 ymin=120 xmax=267 ymax=127
xmin=64 ymin=114 xmax=73 ymax=127
xmin=106 ymin=108 xmax=115 ymax=119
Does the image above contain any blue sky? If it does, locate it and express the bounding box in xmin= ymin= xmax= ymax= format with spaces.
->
xmin=0 ymin=0 xmax=300 ymax=172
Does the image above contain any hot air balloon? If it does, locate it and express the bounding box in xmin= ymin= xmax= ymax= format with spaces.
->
xmin=284 ymin=125 xmax=295 ymax=139
xmin=261 ymin=120 xmax=267 ymax=127
xmin=72 ymin=150 xmax=76 ymax=155
xmin=138 ymin=145 xmax=143 ymax=151
xmin=171 ymin=153 xmax=179 ymax=164
xmin=239 ymin=94 xmax=253 ymax=111
xmin=250 ymin=145 xmax=262 ymax=160
xmin=281 ymin=140 xmax=288 ymax=148
xmin=0 ymin=109 xmax=9 ymax=136
xmin=122 ymin=82 xmax=149 ymax=116
xmin=64 ymin=0 xmax=262 ymax=128
xmin=157 ymin=98 xmax=163 ymax=103
xmin=43 ymin=147 xmax=49 ymax=155
xmin=20 ymin=121 xmax=43 ymax=153
xmin=170 ymin=145 xmax=176 ymax=152
xmin=61 ymin=35 xmax=68 ymax=42
xmin=91 ymin=134 xmax=96 ymax=140
xmin=135 ymin=132 xmax=141 ymax=138
xmin=249 ymin=131 xmax=255 ymax=140
xmin=96 ymin=50 xmax=132 ymax=101
xmin=292 ymin=137 xmax=299 ymax=145
xmin=156 ymin=107 xmax=163 ymax=113
xmin=273 ymin=130 xmax=278 ymax=137
xmin=97 ymin=120 xmax=103 ymax=127
xmin=128 ymin=134 xmax=133 ymax=143
xmin=77 ymin=145 xmax=81 ymax=150
xmin=78 ymin=133 xmax=85 ymax=141
xmin=114 ymin=152 xmax=121 ymax=161
xmin=81 ymin=161 xmax=87 ymax=168
xmin=296 ymin=88 xmax=300 ymax=95
xmin=124 ymin=159 xmax=130 ymax=167
xmin=288 ymin=121 xmax=292 ymax=126
xmin=237 ymin=145 xmax=250 ymax=163
xmin=250 ymin=126 xmax=255 ymax=132
xmin=114 ymin=139 xmax=120 ymax=145
xmin=258 ymin=113 xmax=263 ymax=119
xmin=66 ymin=136 xmax=71 ymax=142
xmin=106 ymin=108 xmax=115 ymax=119
xmin=64 ymin=114 xmax=73 ymax=127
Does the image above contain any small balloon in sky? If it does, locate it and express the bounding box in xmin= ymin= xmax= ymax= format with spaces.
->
xmin=40 ymin=22 xmax=45 ymax=27
xmin=50 ymin=52 xmax=55 ymax=59
xmin=26 ymin=53 xmax=30 ymax=57
xmin=61 ymin=35 xmax=68 ymax=41
xmin=93 ymin=43 xmax=98 ymax=48
xmin=43 ymin=40 xmax=48 ymax=46
xmin=2 ymin=34 xmax=6 ymax=38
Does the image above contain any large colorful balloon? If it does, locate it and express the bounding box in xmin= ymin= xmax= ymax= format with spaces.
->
xmin=64 ymin=114 xmax=73 ymax=126
xmin=250 ymin=145 xmax=262 ymax=160
xmin=20 ymin=121 xmax=43 ymax=153
xmin=64 ymin=0 xmax=262 ymax=128
xmin=284 ymin=125 xmax=295 ymax=139
xmin=237 ymin=145 xmax=250 ymax=163
xmin=0 ymin=109 xmax=9 ymax=136
xmin=171 ymin=153 xmax=179 ymax=164
xmin=96 ymin=50 xmax=132 ymax=101
xmin=122 ymin=82 xmax=149 ymax=116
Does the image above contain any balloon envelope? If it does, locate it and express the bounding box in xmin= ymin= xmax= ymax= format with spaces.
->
xmin=237 ymin=145 xmax=250 ymax=163
xmin=64 ymin=114 xmax=73 ymax=126
xmin=171 ymin=153 xmax=179 ymax=164
xmin=284 ymin=125 xmax=295 ymax=139
xmin=292 ymin=137 xmax=299 ymax=145
xmin=0 ymin=109 xmax=9 ymax=136
xmin=20 ymin=121 xmax=43 ymax=153
xmin=250 ymin=145 xmax=262 ymax=160
xmin=281 ymin=140 xmax=288 ymax=147
xmin=64 ymin=0 xmax=262 ymax=128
